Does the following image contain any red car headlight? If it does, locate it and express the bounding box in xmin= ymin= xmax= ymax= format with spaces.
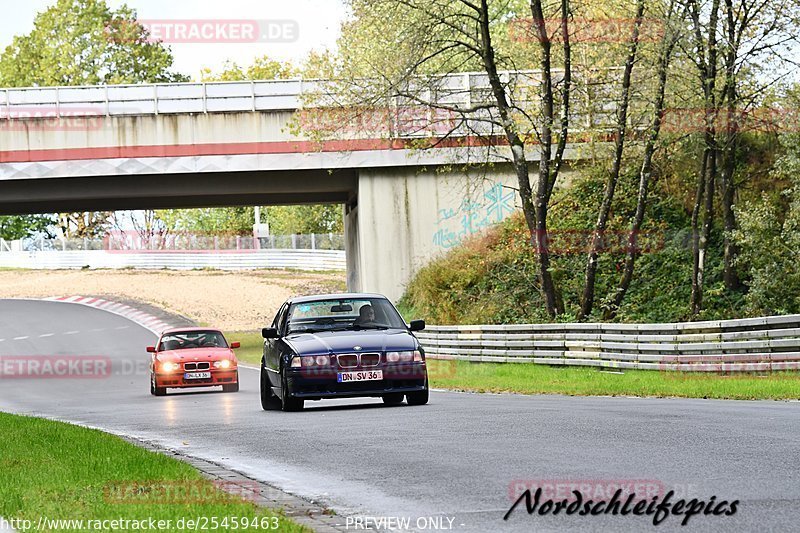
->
xmin=213 ymin=360 xmax=233 ymax=369
xmin=160 ymin=362 xmax=180 ymax=372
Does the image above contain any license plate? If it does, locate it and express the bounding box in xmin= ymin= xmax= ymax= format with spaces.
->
xmin=337 ymin=370 xmax=383 ymax=383
xmin=184 ymin=372 xmax=211 ymax=380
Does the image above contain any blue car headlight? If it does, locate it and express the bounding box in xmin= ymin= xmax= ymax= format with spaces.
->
xmin=291 ymin=355 xmax=332 ymax=367
xmin=386 ymin=350 xmax=422 ymax=362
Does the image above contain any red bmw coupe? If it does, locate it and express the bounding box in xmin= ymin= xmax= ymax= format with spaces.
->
xmin=148 ymin=328 xmax=240 ymax=396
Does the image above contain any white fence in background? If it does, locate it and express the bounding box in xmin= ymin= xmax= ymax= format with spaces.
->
xmin=0 ymin=249 xmax=345 ymax=271
xmin=418 ymin=315 xmax=800 ymax=372
xmin=11 ymin=234 xmax=345 ymax=252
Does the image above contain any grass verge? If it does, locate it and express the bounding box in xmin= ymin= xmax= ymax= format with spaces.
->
xmin=427 ymin=359 xmax=800 ymax=400
xmin=228 ymin=330 xmax=800 ymax=400
xmin=0 ymin=412 xmax=308 ymax=532
xmin=231 ymin=331 xmax=264 ymax=366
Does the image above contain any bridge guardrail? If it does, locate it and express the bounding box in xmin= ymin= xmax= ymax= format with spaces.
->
xmin=0 ymin=69 xmax=625 ymax=135
xmin=416 ymin=316 xmax=800 ymax=372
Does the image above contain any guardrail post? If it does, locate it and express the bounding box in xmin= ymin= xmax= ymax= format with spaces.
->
xmin=464 ymin=73 xmax=471 ymax=110
xmin=291 ymin=234 xmax=297 ymax=249
xmin=298 ymin=78 xmax=304 ymax=109
xmin=311 ymin=234 xmax=316 ymax=250
xmin=389 ymin=92 xmax=397 ymax=138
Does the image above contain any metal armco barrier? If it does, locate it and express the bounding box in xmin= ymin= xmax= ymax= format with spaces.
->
xmin=0 ymin=249 xmax=345 ymax=271
xmin=416 ymin=315 xmax=800 ymax=371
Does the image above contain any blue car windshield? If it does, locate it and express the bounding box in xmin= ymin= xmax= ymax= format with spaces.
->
xmin=286 ymin=298 xmax=406 ymax=334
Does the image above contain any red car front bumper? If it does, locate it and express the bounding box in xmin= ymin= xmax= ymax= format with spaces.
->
xmin=154 ymin=368 xmax=238 ymax=389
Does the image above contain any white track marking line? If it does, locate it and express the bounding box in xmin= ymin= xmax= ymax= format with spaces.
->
xmin=114 ymin=326 xmax=130 ymax=330
xmin=38 ymin=333 xmax=54 ymax=338
xmin=63 ymin=331 xmax=79 ymax=335
xmin=12 ymin=336 xmax=28 ymax=340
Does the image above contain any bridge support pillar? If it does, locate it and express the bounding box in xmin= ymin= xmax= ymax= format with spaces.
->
xmin=344 ymin=200 xmax=362 ymax=293
xmin=354 ymin=166 xmax=521 ymax=302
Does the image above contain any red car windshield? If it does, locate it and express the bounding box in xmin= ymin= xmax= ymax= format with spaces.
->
xmin=159 ymin=331 xmax=228 ymax=350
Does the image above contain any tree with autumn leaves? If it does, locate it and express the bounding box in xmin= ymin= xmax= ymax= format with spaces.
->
xmin=302 ymin=0 xmax=800 ymax=320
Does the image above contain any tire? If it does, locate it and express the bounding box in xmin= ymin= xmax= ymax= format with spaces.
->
xmin=281 ymin=371 xmax=304 ymax=412
xmin=151 ymin=375 xmax=166 ymax=397
xmin=382 ymin=393 xmax=405 ymax=405
xmin=260 ymin=367 xmax=281 ymax=410
xmin=406 ymin=384 xmax=429 ymax=406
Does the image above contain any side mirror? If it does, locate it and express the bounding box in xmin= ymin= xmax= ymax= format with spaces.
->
xmin=409 ymin=320 xmax=426 ymax=332
xmin=262 ymin=327 xmax=279 ymax=339
xmin=230 ymin=341 xmax=241 ymax=349
xmin=146 ymin=346 xmax=156 ymax=353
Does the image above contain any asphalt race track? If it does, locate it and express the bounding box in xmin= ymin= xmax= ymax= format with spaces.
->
xmin=1 ymin=299 xmax=799 ymax=532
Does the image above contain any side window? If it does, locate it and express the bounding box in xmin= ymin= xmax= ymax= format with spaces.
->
xmin=274 ymin=304 xmax=288 ymax=335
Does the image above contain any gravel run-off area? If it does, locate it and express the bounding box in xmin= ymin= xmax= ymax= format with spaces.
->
xmin=0 ymin=269 xmax=346 ymax=332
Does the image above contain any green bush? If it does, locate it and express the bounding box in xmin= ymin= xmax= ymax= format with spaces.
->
xmin=400 ymin=168 xmax=753 ymax=324
xmin=733 ymin=134 xmax=800 ymax=315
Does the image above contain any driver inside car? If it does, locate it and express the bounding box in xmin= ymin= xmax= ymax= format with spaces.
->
xmin=354 ymin=304 xmax=376 ymax=326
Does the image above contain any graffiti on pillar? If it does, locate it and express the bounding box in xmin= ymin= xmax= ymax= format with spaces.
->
xmin=432 ymin=181 xmax=516 ymax=249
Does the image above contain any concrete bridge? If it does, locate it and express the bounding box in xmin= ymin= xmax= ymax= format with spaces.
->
xmin=0 ymin=74 xmax=608 ymax=300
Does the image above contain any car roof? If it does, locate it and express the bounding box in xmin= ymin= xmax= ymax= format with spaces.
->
xmin=287 ymin=293 xmax=389 ymax=305
xmin=161 ymin=327 xmax=223 ymax=335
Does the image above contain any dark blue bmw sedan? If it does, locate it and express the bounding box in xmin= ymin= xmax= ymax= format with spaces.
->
xmin=260 ymin=293 xmax=428 ymax=411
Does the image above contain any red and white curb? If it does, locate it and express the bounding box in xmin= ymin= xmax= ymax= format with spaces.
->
xmin=39 ymin=296 xmax=260 ymax=370
xmin=43 ymin=296 xmax=176 ymax=335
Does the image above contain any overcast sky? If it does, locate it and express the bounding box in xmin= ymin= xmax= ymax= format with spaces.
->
xmin=0 ymin=0 xmax=347 ymax=80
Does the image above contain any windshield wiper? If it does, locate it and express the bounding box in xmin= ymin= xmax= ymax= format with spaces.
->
xmin=350 ymin=324 xmax=389 ymax=330
xmin=288 ymin=327 xmax=326 ymax=335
